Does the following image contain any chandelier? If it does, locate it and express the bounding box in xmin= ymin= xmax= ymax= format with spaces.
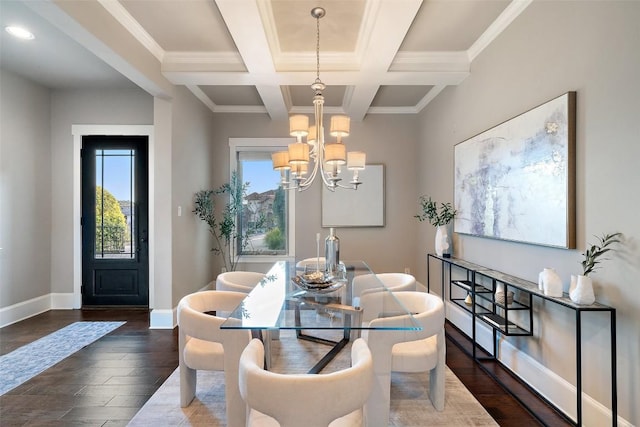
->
xmin=271 ymin=7 xmax=366 ymax=192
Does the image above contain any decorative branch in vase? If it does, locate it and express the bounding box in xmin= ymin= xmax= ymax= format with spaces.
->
xmin=415 ymin=196 xmax=457 ymax=257
xmin=193 ymin=171 xmax=265 ymax=272
xmin=570 ymin=232 xmax=622 ymax=305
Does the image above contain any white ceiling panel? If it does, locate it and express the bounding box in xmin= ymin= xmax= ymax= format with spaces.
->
xmin=1 ymin=0 xmax=532 ymax=118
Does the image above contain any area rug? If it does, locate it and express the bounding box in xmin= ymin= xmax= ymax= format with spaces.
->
xmin=129 ymin=329 xmax=497 ymax=426
xmin=0 ymin=321 xmax=125 ymax=395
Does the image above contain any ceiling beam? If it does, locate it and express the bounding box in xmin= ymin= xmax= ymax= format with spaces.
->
xmin=345 ymin=0 xmax=423 ymax=121
xmin=28 ymin=0 xmax=174 ymax=98
xmin=215 ymin=0 xmax=288 ymax=120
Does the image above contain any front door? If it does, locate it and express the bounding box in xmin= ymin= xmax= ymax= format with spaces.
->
xmin=81 ymin=135 xmax=149 ymax=306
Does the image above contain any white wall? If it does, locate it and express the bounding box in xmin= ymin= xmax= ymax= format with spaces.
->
xmin=0 ymin=70 xmax=51 ymax=310
xmin=416 ymin=2 xmax=639 ymax=425
xmin=210 ymin=113 xmax=420 ymax=275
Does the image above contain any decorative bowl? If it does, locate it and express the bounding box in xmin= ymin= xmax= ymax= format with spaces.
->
xmin=495 ymin=290 xmax=514 ymax=306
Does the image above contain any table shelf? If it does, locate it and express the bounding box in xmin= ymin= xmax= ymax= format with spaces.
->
xmin=427 ymin=253 xmax=617 ymax=427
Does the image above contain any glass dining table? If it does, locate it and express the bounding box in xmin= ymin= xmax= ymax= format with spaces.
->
xmin=220 ymin=260 xmax=420 ymax=374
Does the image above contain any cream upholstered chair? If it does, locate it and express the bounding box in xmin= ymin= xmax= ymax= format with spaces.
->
xmin=239 ymin=338 xmax=374 ymax=427
xmin=351 ymin=272 xmax=416 ymax=308
xmin=216 ymin=270 xmax=266 ymax=293
xmin=177 ymin=290 xmax=251 ymax=427
xmin=360 ymin=291 xmax=445 ymax=424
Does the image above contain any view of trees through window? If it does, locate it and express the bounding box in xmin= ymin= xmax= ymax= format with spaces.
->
xmin=94 ymin=148 xmax=135 ymax=259
xmin=95 ymin=186 xmax=131 ymax=257
xmin=238 ymin=154 xmax=288 ymax=256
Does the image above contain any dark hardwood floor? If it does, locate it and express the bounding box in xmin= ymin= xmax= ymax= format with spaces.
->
xmin=0 ymin=310 xmax=572 ymax=426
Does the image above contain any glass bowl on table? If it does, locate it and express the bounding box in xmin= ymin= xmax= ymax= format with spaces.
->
xmin=291 ymin=264 xmax=347 ymax=295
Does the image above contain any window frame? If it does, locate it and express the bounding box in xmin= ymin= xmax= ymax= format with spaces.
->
xmin=229 ymin=138 xmax=296 ymax=264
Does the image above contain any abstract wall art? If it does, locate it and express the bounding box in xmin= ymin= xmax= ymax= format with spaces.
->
xmin=454 ymin=92 xmax=576 ymax=248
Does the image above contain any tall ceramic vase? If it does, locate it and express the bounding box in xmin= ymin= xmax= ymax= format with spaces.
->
xmin=435 ymin=225 xmax=451 ymax=258
xmin=569 ymin=275 xmax=595 ymax=305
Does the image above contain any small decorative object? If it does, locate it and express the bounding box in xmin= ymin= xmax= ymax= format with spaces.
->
xmin=435 ymin=226 xmax=451 ymax=258
xmin=570 ymin=232 xmax=622 ymax=305
xmin=464 ymin=293 xmax=472 ymax=305
xmin=569 ymin=274 xmax=578 ymax=294
xmin=315 ymin=233 xmax=322 ymax=272
xmin=415 ymin=196 xmax=457 ymax=258
xmin=325 ymin=227 xmax=340 ymax=274
xmin=538 ymin=268 xmax=563 ymax=297
xmin=570 ymin=275 xmax=595 ymax=305
xmin=495 ymin=282 xmax=514 ymax=305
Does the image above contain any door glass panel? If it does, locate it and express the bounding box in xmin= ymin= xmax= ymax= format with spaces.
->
xmin=95 ymin=149 xmax=135 ymax=259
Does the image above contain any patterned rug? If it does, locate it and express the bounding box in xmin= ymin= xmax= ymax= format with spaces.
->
xmin=0 ymin=321 xmax=125 ymax=395
xmin=129 ymin=329 xmax=498 ymax=426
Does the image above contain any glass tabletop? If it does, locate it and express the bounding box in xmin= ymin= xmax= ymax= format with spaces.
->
xmin=221 ymin=260 xmax=420 ymax=331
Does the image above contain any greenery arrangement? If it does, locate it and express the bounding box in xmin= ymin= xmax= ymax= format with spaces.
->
xmin=193 ymin=172 xmax=264 ymax=272
xmin=415 ymin=196 xmax=458 ymax=227
xmin=581 ymin=232 xmax=622 ymax=276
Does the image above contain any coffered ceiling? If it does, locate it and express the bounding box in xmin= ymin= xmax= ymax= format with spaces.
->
xmin=1 ymin=0 xmax=532 ymax=121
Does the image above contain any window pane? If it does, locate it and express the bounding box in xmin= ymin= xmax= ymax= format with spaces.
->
xmin=95 ymin=149 xmax=135 ymax=259
xmin=238 ymin=152 xmax=288 ymax=255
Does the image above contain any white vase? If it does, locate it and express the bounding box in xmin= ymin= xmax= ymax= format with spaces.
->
xmin=435 ymin=225 xmax=451 ymax=257
xmin=569 ymin=275 xmax=595 ymax=305
xmin=539 ymin=268 xmax=562 ymax=297
xmin=569 ymin=274 xmax=578 ymax=294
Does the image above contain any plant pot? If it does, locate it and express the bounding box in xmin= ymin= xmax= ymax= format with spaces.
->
xmin=569 ymin=275 xmax=595 ymax=305
xmin=435 ymin=225 xmax=452 ymax=258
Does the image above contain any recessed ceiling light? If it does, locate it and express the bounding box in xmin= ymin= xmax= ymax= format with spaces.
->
xmin=5 ymin=25 xmax=35 ymax=40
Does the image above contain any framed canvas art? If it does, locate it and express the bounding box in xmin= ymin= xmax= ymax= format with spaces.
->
xmin=454 ymin=92 xmax=576 ymax=248
xmin=322 ymin=164 xmax=384 ymax=227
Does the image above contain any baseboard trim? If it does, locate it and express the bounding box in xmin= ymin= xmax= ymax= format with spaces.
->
xmin=51 ymin=293 xmax=75 ymax=309
xmin=446 ymin=301 xmax=629 ymax=427
xmin=149 ymin=308 xmax=176 ymax=329
xmin=0 ymin=295 xmax=56 ymax=328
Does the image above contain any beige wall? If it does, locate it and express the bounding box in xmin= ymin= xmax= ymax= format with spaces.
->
xmin=210 ymin=113 xmax=420 ymax=275
xmin=416 ymin=2 xmax=639 ymax=424
xmin=170 ymin=86 xmax=218 ymax=305
xmin=49 ymin=87 xmax=153 ymax=297
xmin=0 ymin=70 xmax=52 ymax=307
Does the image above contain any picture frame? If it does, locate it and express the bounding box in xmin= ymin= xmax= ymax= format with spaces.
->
xmin=454 ymin=92 xmax=576 ymax=248
xmin=322 ymin=164 xmax=385 ymax=227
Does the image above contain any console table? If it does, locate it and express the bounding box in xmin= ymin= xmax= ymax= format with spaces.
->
xmin=427 ymin=254 xmax=617 ymax=427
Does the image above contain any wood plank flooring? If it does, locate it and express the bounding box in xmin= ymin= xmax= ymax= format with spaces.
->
xmin=0 ymin=309 xmax=571 ymax=426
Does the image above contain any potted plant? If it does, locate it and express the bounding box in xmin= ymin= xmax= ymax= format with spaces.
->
xmin=193 ymin=172 xmax=264 ymax=272
xmin=570 ymin=232 xmax=622 ymax=304
xmin=415 ymin=196 xmax=458 ymax=257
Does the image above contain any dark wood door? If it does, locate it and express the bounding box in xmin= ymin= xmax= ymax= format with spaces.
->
xmin=81 ymin=135 xmax=149 ymax=306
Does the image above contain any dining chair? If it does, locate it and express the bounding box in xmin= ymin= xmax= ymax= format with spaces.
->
xmin=216 ymin=270 xmax=266 ymax=293
xmin=351 ymin=272 xmax=416 ymax=308
xmin=177 ymin=290 xmax=251 ymax=427
xmin=239 ymin=337 xmax=374 ymax=427
xmin=359 ymin=290 xmax=446 ymax=424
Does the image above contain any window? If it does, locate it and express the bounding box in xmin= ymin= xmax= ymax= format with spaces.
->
xmin=230 ymin=138 xmax=295 ymax=261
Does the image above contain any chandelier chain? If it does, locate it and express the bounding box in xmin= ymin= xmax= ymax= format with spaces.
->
xmin=315 ymin=12 xmax=320 ymax=82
